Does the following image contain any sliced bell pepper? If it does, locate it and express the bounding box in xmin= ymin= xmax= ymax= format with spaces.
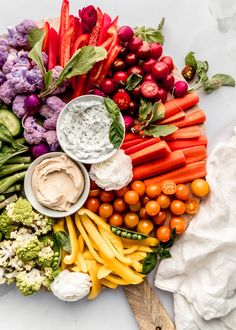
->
xmin=88 ymin=7 xmax=104 ymax=46
xmin=99 ymin=36 xmax=114 ymax=51
xmin=73 ymin=74 xmax=87 ymax=98
xmin=85 ymin=61 xmax=104 ymax=93
xmin=72 ymin=33 xmax=90 ymax=53
xmin=61 ymin=26 xmax=74 ymax=67
xmin=69 ymin=15 xmax=76 ymax=52
xmin=59 ymin=0 xmax=70 ymax=66
xmin=97 ymin=13 xmax=112 ymax=45
xmin=42 ymin=21 xmax=50 ymax=53
xmin=48 ymin=28 xmax=59 ymax=70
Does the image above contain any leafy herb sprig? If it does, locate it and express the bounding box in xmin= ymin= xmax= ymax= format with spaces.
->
xmin=184 ymin=51 xmax=235 ymax=94
xmin=134 ymin=18 xmax=165 ymax=44
xmin=104 ymin=98 xmax=125 ymax=149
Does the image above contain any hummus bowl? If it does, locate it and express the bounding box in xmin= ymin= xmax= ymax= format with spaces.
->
xmin=24 ymin=152 xmax=90 ymax=218
xmin=57 ymin=95 xmax=125 ymax=164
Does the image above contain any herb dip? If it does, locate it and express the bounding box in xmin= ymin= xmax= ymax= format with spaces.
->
xmin=58 ymin=100 xmax=114 ymax=160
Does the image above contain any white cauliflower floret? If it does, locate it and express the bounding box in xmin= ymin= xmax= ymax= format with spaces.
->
xmin=16 ymin=269 xmax=44 ymax=296
xmin=0 ymin=240 xmax=15 ymax=268
xmin=0 ymin=267 xmax=5 ymax=285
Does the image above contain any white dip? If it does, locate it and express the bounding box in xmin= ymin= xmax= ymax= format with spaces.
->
xmin=58 ymin=100 xmax=114 ymax=160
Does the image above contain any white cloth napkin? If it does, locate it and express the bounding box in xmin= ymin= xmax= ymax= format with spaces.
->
xmin=155 ymin=127 xmax=236 ymax=330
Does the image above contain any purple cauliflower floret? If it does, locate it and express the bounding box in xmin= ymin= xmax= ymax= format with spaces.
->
xmin=2 ymin=50 xmax=30 ymax=74
xmin=7 ymin=67 xmax=36 ymax=94
xmin=12 ymin=95 xmax=27 ymax=118
xmin=23 ymin=116 xmax=46 ymax=145
xmin=0 ymin=49 xmax=8 ymax=67
xmin=7 ymin=19 xmax=37 ymax=47
xmin=43 ymin=115 xmax=59 ymax=130
xmin=0 ymin=80 xmax=16 ymax=104
xmin=25 ymin=66 xmax=43 ymax=90
xmin=0 ymin=71 xmax=7 ymax=86
xmin=0 ymin=38 xmax=9 ymax=47
xmin=39 ymin=105 xmax=54 ymax=118
xmin=43 ymin=130 xmax=59 ymax=151
xmin=42 ymin=96 xmax=66 ymax=130
xmin=46 ymin=96 xmax=66 ymax=112
xmin=51 ymin=66 xmax=69 ymax=95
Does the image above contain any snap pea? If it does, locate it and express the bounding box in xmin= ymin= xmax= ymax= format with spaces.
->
xmin=110 ymin=225 xmax=148 ymax=240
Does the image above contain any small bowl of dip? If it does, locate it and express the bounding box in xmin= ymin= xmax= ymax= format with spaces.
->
xmin=24 ymin=152 xmax=90 ymax=218
xmin=57 ymin=95 xmax=125 ymax=164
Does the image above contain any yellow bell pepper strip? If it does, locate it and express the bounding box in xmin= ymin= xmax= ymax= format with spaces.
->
xmin=75 ymin=214 xmax=104 ymax=264
xmin=105 ymin=274 xmax=130 ymax=286
xmin=72 ymin=265 xmax=81 ymax=272
xmin=78 ymin=209 xmax=110 ymax=230
xmin=97 ymin=265 xmax=112 ymax=280
xmin=132 ymin=261 xmax=143 ymax=273
xmin=63 ymin=216 xmax=79 ymax=265
xmin=75 ymin=254 xmax=88 ymax=273
xmin=127 ymin=252 xmax=147 ymax=262
xmin=87 ymin=261 xmax=102 ymax=300
xmin=123 ymin=245 xmax=139 ymax=255
xmin=98 ymin=226 xmax=124 ymax=255
xmin=61 ymin=250 xmax=68 ymax=271
xmin=83 ymin=250 xmax=95 ymax=260
xmin=137 ymin=246 xmax=154 ymax=253
xmin=121 ymin=236 xmax=159 ymax=247
xmin=78 ymin=234 xmax=85 ymax=253
xmin=53 ymin=218 xmax=65 ymax=233
xmin=80 ymin=214 xmax=114 ymax=260
xmin=101 ymin=279 xmax=118 ymax=289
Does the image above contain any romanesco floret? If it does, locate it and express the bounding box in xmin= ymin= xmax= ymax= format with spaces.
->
xmin=6 ymin=198 xmax=34 ymax=226
xmin=31 ymin=213 xmax=55 ymax=236
xmin=43 ymin=267 xmax=61 ymax=290
xmin=0 ymin=210 xmax=17 ymax=239
xmin=16 ymin=235 xmax=42 ymax=263
xmin=37 ymin=246 xmax=54 ymax=268
xmin=16 ymin=269 xmax=44 ymax=296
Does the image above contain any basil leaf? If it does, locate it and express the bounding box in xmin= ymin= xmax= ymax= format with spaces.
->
xmin=185 ymin=51 xmax=197 ymax=69
xmin=141 ymin=252 xmax=158 ymax=274
xmin=126 ymin=74 xmax=142 ymax=91
xmin=145 ymin=124 xmax=178 ymax=137
xmin=28 ymin=29 xmax=46 ymax=75
xmin=28 ymin=28 xmax=45 ymax=48
xmin=134 ymin=18 xmax=165 ymax=44
xmin=54 ymin=231 xmax=71 ymax=253
xmin=104 ymin=97 xmax=124 ymax=149
xmin=43 ymin=70 xmax=53 ymax=90
xmin=139 ymin=98 xmax=153 ymax=121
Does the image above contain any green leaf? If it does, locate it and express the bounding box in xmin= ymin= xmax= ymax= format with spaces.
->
xmin=28 ymin=29 xmax=46 ymax=75
xmin=158 ymin=17 xmax=165 ymax=30
xmin=0 ymin=124 xmax=26 ymax=150
xmin=28 ymin=28 xmax=45 ymax=48
xmin=185 ymin=51 xmax=197 ymax=69
xmin=210 ymin=74 xmax=235 ymax=87
xmin=139 ymin=98 xmax=153 ymax=121
xmin=126 ymin=74 xmax=143 ymax=91
xmin=104 ymin=97 xmax=124 ymax=149
xmin=134 ymin=18 xmax=165 ymax=44
xmin=144 ymin=124 xmax=178 ymax=137
xmin=54 ymin=231 xmax=71 ymax=253
xmin=141 ymin=252 xmax=158 ymax=274
xmin=43 ymin=70 xmax=53 ymax=90
xmin=150 ymin=102 xmax=165 ymax=122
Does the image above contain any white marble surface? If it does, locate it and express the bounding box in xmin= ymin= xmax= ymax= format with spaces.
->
xmin=0 ymin=0 xmax=236 ymax=329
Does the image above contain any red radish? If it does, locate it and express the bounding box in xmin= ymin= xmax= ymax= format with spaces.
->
xmin=160 ymin=56 xmax=174 ymax=72
xmin=113 ymin=71 xmax=128 ymax=85
xmin=152 ymin=62 xmax=169 ymax=80
xmin=118 ymin=26 xmax=134 ymax=42
xmin=136 ymin=41 xmax=151 ymax=59
xmin=131 ymin=85 xmax=142 ymax=98
xmin=128 ymin=37 xmax=143 ymax=52
xmin=144 ymin=73 xmax=156 ymax=82
xmin=173 ymin=81 xmax=188 ymax=98
xmin=25 ymin=94 xmax=41 ymax=115
xmin=125 ymin=53 xmax=138 ymax=66
xmin=92 ymin=88 xmax=105 ymax=97
xmin=127 ymin=66 xmax=144 ymax=76
xmin=112 ymin=58 xmax=126 ymax=71
xmin=100 ymin=78 xmax=115 ymax=95
xmin=123 ymin=115 xmax=134 ymax=130
xmin=31 ymin=143 xmax=49 ymax=159
xmin=127 ymin=100 xmax=138 ymax=115
xmin=119 ymin=46 xmax=128 ymax=58
xmin=113 ymin=91 xmax=131 ymax=110
xmin=161 ymin=74 xmax=175 ymax=91
xmin=141 ymin=81 xmax=159 ymax=99
xmin=141 ymin=58 xmax=157 ymax=73
xmin=157 ymin=87 xmax=168 ymax=103
xmin=150 ymin=42 xmax=163 ymax=59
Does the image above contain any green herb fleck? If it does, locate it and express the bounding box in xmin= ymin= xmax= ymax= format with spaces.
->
xmin=126 ymin=74 xmax=143 ymax=91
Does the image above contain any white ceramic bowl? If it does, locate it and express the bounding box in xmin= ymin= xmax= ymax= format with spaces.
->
xmin=24 ymin=152 xmax=90 ymax=218
xmin=56 ymin=95 xmax=125 ymax=164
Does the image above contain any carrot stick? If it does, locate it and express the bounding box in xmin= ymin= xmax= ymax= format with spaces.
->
xmin=144 ymin=161 xmax=206 ymax=185
xmin=172 ymin=109 xmax=206 ymax=128
xmin=130 ymin=141 xmax=171 ymax=166
xmin=167 ymin=136 xmax=208 ymax=151
xmin=121 ymin=138 xmax=150 ymax=150
xmin=164 ymin=93 xmax=199 ymax=119
xmin=159 ymin=111 xmax=185 ymax=124
xmin=132 ymin=150 xmax=186 ymax=180
xmin=181 ymin=146 xmax=207 ymax=164
xmin=164 ymin=126 xmax=201 ymax=141
xmin=125 ymin=137 xmax=161 ymax=155
xmin=124 ymin=133 xmax=142 ymax=142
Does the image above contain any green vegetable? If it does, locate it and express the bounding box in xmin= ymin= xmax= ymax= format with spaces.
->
xmin=110 ymin=225 xmax=148 ymax=240
xmin=0 ymin=194 xmax=18 ymax=210
xmin=0 ymin=163 xmax=29 ymax=177
xmin=53 ymin=231 xmax=72 ymax=253
xmin=4 ymin=184 xmax=22 ymax=194
xmin=185 ymin=52 xmax=235 ymax=93
xmin=0 ymin=209 xmax=16 ymax=238
xmin=0 ymin=150 xmax=27 ymax=168
xmin=28 ymin=28 xmax=46 ymax=76
xmin=16 ymin=236 xmax=42 ymax=262
xmin=0 ymin=123 xmax=26 ymax=150
xmin=0 ymin=171 xmax=26 ymax=194
xmin=43 ymin=70 xmax=53 ymax=90
xmin=144 ymin=124 xmax=178 ymax=137
xmin=104 ymin=97 xmax=125 ymax=149
xmin=0 ymin=195 xmax=5 ymax=202
xmin=134 ymin=18 xmax=165 ymax=44
xmin=6 ymin=156 xmax=31 ymax=164
xmin=6 ymin=196 xmax=34 ymax=225
xmin=0 ymin=109 xmax=21 ymax=137
xmin=125 ymin=74 xmax=143 ymax=91
xmin=16 ymin=269 xmax=44 ymax=296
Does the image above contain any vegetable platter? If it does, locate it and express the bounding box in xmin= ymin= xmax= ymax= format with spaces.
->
xmin=0 ymin=0 xmax=234 ymax=306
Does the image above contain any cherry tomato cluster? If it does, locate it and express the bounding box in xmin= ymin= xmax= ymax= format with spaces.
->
xmin=85 ymin=179 xmax=210 ymax=243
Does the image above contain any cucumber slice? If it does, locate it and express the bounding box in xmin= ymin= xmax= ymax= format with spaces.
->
xmin=0 ymin=109 xmax=21 ymax=137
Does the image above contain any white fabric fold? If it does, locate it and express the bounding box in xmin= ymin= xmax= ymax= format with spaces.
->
xmin=155 ymin=127 xmax=236 ymax=330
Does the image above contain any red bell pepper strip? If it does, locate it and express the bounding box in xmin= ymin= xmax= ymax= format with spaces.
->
xmin=99 ymin=36 xmax=114 ymax=51
xmin=97 ymin=13 xmax=112 ymax=45
xmin=42 ymin=21 xmax=50 ymax=53
xmin=73 ymin=75 xmax=87 ymax=99
xmin=110 ymin=16 xmax=119 ymax=29
xmin=88 ymin=7 xmax=104 ymax=46
xmin=72 ymin=34 xmax=90 ymax=53
xmin=59 ymin=0 xmax=70 ymax=66
xmin=85 ymin=61 xmax=104 ymax=93
xmin=48 ymin=28 xmax=59 ymax=70
xmin=61 ymin=26 xmax=74 ymax=67
xmin=75 ymin=17 xmax=83 ymax=37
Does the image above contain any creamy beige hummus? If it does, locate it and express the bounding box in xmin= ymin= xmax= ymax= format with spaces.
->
xmin=32 ymin=155 xmax=84 ymax=211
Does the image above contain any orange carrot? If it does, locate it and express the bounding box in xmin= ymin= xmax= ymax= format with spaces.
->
xmin=132 ymin=150 xmax=186 ymax=180
xmin=130 ymin=141 xmax=171 ymax=166
xmin=164 ymin=126 xmax=201 ymax=141
xmin=181 ymin=146 xmax=207 ymax=164
xmin=173 ymin=109 xmax=206 ymax=128
xmin=125 ymin=137 xmax=161 ymax=155
xmin=121 ymin=138 xmax=150 ymax=150
xmin=144 ymin=161 xmax=206 ymax=185
xmin=167 ymin=136 xmax=208 ymax=151
xmin=164 ymin=93 xmax=199 ymax=119
xmin=124 ymin=132 xmax=142 ymax=142
xmin=159 ymin=111 xmax=185 ymax=124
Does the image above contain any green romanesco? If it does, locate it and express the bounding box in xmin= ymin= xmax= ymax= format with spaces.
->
xmin=16 ymin=236 xmax=42 ymax=263
xmin=0 ymin=210 xmax=17 ymax=239
xmin=6 ymin=198 xmax=34 ymax=226
xmin=43 ymin=267 xmax=61 ymax=290
xmin=37 ymin=246 xmax=54 ymax=268
xmin=16 ymin=269 xmax=44 ymax=296
xmin=31 ymin=213 xmax=55 ymax=236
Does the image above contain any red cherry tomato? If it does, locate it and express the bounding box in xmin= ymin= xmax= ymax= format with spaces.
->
xmin=161 ymin=74 xmax=175 ymax=91
xmin=100 ymin=190 xmax=115 ymax=203
xmin=99 ymin=203 xmax=113 ymax=219
xmin=85 ymin=197 xmax=100 ymax=213
xmin=131 ymin=181 xmax=146 ymax=196
xmin=100 ymin=78 xmax=115 ymax=95
xmin=156 ymin=87 xmax=167 ymax=103
xmin=152 ymin=62 xmax=169 ymax=80
xmin=141 ymin=81 xmax=159 ymax=99
xmin=143 ymin=73 xmax=156 ymax=82
xmin=141 ymin=58 xmax=157 ymax=73
xmin=113 ymin=71 xmax=128 ymax=86
xmin=115 ymin=186 xmax=129 ymax=198
xmin=152 ymin=211 xmax=167 ymax=226
xmin=150 ymin=42 xmax=163 ymax=59
xmin=127 ymin=66 xmax=144 ymax=77
xmin=109 ymin=213 xmax=123 ymax=226
xmin=136 ymin=41 xmax=151 ymax=59
xmin=113 ymin=198 xmax=127 ymax=213
xmin=128 ymin=37 xmax=143 ymax=52
xmin=88 ymin=189 xmax=100 ymax=197
xmin=125 ymin=53 xmax=138 ymax=66
xmin=160 ymin=56 xmax=174 ymax=72
xmin=113 ymin=91 xmax=131 ymax=110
